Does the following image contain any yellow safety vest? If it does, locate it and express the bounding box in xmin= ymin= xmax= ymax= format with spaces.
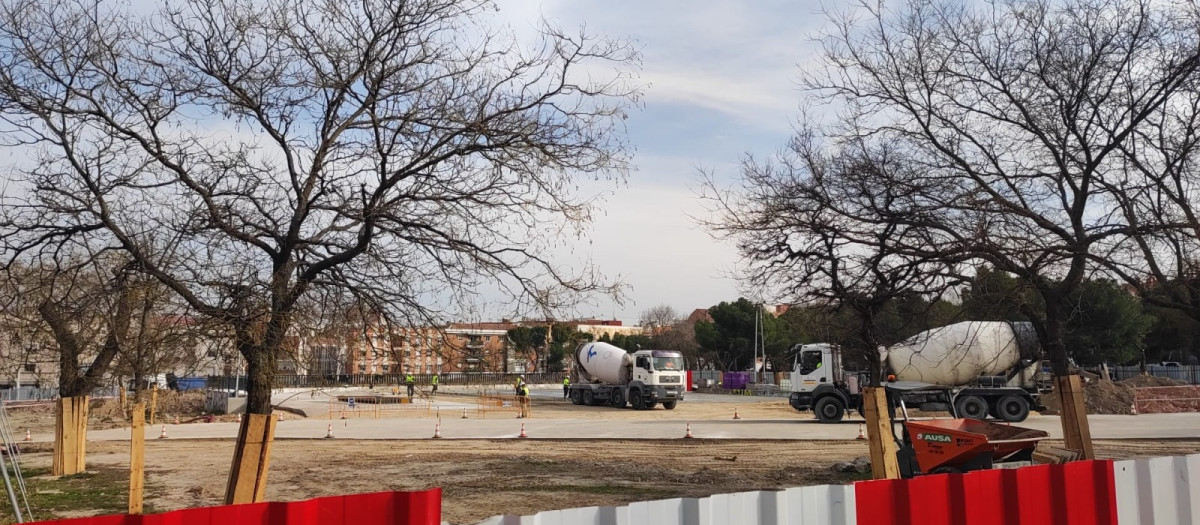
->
xmin=431 ymin=375 xmax=438 ymax=385
xmin=563 ymin=378 xmax=570 ymax=385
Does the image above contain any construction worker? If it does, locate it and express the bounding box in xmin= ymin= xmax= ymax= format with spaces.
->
xmin=516 ymin=382 xmax=530 ymax=418
xmin=514 ymin=375 xmax=526 ymax=395
xmin=563 ymin=376 xmax=570 ymax=399
xmin=405 ymin=373 xmax=415 ymax=399
xmin=431 ymin=374 xmax=438 ymax=394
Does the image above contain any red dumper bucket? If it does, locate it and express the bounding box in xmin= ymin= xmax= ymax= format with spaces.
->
xmin=904 ymin=418 xmax=1048 ymax=475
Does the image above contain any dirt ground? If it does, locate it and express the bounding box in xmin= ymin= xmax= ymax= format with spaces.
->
xmin=6 ymin=392 xmax=1200 ymax=524
xmin=8 ymin=438 xmax=1200 ymax=525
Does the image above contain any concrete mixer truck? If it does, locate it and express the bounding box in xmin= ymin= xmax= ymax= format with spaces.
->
xmin=788 ymin=321 xmax=1047 ymax=423
xmin=567 ymin=342 xmax=686 ymax=410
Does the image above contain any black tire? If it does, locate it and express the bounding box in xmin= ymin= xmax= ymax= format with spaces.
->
xmin=582 ymin=390 xmax=595 ymax=406
xmin=645 ymin=400 xmax=658 ymax=409
xmin=570 ymin=389 xmax=583 ymax=405
xmin=631 ymin=389 xmax=645 ymax=410
xmin=662 ymin=400 xmax=677 ymax=410
xmin=611 ymin=388 xmax=625 ymax=408
xmin=814 ymin=396 xmax=845 ymax=423
xmin=955 ymin=395 xmax=988 ymax=420
xmin=995 ymin=395 xmax=1030 ymax=422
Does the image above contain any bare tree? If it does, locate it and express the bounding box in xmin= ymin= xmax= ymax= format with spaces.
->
xmin=803 ymin=0 xmax=1200 ymax=376
xmin=0 ymin=254 xmax=138 ymax=474
xmin=701 ymin=137 xmax=961 ymax=386
xmin=639 ymin=305 xmax=680 ymax=335
xmin=0 ymin=0 xmax=639 ymax=501
xmin=784 ymin=0 xmax=1200 ymax=458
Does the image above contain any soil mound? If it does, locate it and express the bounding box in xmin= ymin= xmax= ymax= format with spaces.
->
xmin=1040 ymin=374 xmax=1194 ymax=415
xmin=1040 ymin=379 xmax=1133 ymax=415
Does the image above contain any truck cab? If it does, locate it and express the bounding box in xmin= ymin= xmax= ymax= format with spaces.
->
xmin=628 ymin=350 xmax=687 ymax=409
xmin=788 ymin=343 xmax=863 ymax=422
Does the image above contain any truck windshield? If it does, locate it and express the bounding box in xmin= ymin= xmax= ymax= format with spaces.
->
xmin=652 ymin=356 xmax=683 ymax=371
xmin=799 ymin=350 xmax=823 ymax=375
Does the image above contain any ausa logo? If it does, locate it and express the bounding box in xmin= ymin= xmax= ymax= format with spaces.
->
xmin=917 ymin=433 xmax=952 ymax=443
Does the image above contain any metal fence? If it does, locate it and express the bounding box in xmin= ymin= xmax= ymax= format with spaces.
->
xmin=1082 ymin=365 xmax=1200 ymax=384
xmin=0 ymin=386 xmax=121 ymax=402
xmin=207 ymin=372 xmax=568 ymax=390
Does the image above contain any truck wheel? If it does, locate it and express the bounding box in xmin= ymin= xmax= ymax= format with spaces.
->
xmin=955 ymin=395 xmax=988 ymax=420
xmin=570 ymin=389 xmax=583 ymax=405
xmin=995 ymin=395 xmax=1030 ymax=422
xmin=814 ymin=397 xmax=845 ymax=423
xmin=611 ymin=389 xmax=625 ymax=408
xmin=662 ymin=400 xmax=677 ymax=410
xmin=645 ymin=400 xmax=658 ymax=409
xmin=630 ymin=389 xmax=645 ymax=410
xmin=582 ymin=390 xmax=595 ymax=406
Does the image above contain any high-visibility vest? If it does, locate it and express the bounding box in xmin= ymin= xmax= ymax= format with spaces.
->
xmin=431 ymin=375 xmax=438 ymax=385
xmin=563 ymin=378 xmax=570 ymax=385
xmin=520 ymin=386 xmax=529 ymax=396
xmin=405 ymin=375 xmax=414 ymax=384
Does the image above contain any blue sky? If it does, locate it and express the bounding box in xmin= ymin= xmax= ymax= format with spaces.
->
xmin=496 ymin=1 xmax=829 ymax=323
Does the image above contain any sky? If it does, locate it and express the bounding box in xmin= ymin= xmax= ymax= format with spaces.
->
xmin=493 ymin=1 xmax=830 ymax=324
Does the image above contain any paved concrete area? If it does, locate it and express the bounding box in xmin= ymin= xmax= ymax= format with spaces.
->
xmin=55 ymin=412 xmax=1200 ymax=443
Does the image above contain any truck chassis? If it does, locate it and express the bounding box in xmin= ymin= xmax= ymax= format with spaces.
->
xmin=790 ymin=382 xmax=1040 ymax=423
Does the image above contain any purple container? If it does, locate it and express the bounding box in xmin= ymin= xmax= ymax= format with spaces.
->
xmin=722 ymin=371 xmax=751 ymax=389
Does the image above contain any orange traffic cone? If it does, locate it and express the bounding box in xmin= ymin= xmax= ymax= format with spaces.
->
xmin=461 ymin=408 xmax=468 ymax=419
xmin=235 ymin=413 xmax=242 ymax=424
xmin=158 ymin=425 xmax=168 ymax=439
xmin=277 ymin=412 xmax=283 ymax=422
xmin=856 ymin=424 xmax=867 ymax=440
xmin=519 ymin=422 xmax=527 ymax=438
xmin=325 ymin=424 xmax=334 ymax=439
xmin=23 ymin=430 xmax=30 ymax=442
xmin=433 ymin=423 xmax=442 ymax=439
xmin=732 ymin=408 xmax=742 ymax=420
xmin=684 ymin=423 xmax=694 ymax=439
xmin=174 ymin=415 xmax=180 ymax=425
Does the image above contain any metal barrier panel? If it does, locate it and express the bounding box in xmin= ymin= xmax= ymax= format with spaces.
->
xmin=1113 ymin=454 xmax=1200 ymax=525
xmin=27 ymin=488 xmax=442 ymax=525
xmin=471 ymin=485 xmax=857 ymax=525
xmin=854 ymin=460 xmax=1116 ymax=525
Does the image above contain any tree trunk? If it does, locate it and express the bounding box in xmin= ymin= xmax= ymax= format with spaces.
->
xmin=51 ymin=396 xmax=88 ymax=476
xmin=224 ymin=413 xmax=276 ymax=504
xmin=225 ymin=342 xmax=279 ymax=503
xmin=1043 ymin=302 xmax=1094 ymax=459
xmin=861 ymin=387 xmax=899 ymax=479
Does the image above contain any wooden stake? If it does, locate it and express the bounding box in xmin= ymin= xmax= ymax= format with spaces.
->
xmin=52 ymin=396 xmax=89 ymax=476
xmin=128 ymin=402 xmax=145 ymax=515
xmin=149 ymin=386 xmax=158 ymax=426
xmin=224 ymin=413 xmax=277 ymax=504
xmin=119 ymin=387 xmax=127 ymax=410
xmin=1056 ymin=374 xmax=1095 ymax=460
xmin=861 ymin=387 xmax=900 ymax=480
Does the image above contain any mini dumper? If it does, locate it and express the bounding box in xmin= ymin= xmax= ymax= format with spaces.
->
xmin=883 ymin=382 xmax=1049 ymax=478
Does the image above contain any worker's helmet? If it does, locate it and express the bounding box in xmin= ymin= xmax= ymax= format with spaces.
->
xmin=887 ymin=374 xmax=897 ymax=382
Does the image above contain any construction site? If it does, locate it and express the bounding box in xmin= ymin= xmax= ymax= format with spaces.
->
xmin=0 ymin=379 xmax=1196 ymax=524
